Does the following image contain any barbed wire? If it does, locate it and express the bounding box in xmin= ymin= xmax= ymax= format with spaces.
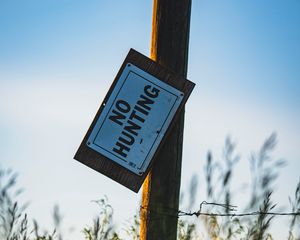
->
xmin=140 ymin=201 xmax=300 ymax=219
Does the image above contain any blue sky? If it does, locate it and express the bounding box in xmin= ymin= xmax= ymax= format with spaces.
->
xmin=1 ymin=1 xmax=300 ymax=239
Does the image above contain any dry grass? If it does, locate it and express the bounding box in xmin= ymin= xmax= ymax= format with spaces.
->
xmin=0 ymin=134 xmax=299 ymax=239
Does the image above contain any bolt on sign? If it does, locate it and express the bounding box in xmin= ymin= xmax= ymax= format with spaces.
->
xmin=74 ymin=49 xmax=195 ymax=192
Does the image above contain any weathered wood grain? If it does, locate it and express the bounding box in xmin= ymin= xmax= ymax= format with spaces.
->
xmin=140 ymin=0 xmax=192 ymax=239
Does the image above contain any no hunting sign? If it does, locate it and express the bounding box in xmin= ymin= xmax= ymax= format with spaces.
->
xmin=74 ymin=49 xmax=195 ymax=192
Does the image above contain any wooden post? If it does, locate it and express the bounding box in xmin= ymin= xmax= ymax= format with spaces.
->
xmin=140 ymin=0 xmax=192 ymax=239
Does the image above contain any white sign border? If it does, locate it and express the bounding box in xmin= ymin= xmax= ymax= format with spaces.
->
xmin=87 ymin=63 xmax=184 ymax=175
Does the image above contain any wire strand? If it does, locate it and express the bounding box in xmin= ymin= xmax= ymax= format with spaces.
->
xmin=140 ymin=201 xmax=300 ymax=219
